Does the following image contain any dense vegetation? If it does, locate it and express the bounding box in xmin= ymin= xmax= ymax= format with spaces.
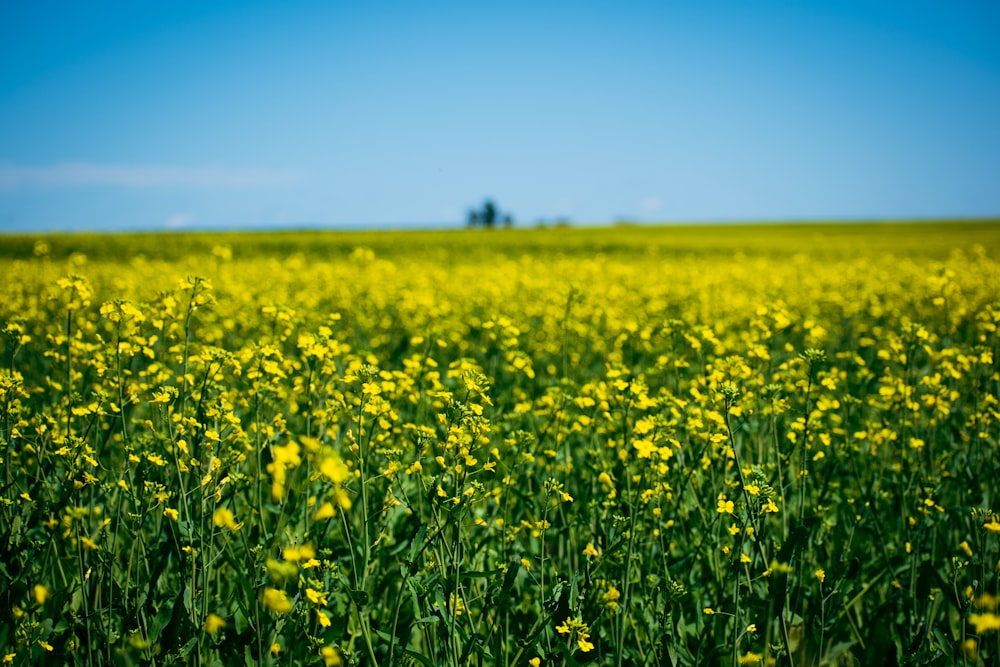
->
xmin=1 ymin=221 xmax=999 ymax=665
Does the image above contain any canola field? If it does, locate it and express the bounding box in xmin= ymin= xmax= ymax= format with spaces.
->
xmin=1 ymin=221 xmax=999 ymax=666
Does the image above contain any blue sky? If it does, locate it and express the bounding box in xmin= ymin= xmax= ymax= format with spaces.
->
xmin=1 ymin=0 xmax=999 ymax=231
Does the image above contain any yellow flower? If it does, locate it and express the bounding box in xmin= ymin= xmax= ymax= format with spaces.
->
xmin=305 ymin=587 xmax=328 ymax=605
xmin=266 ymin=558 xmax=299 ymax=583
xmin=150 ymin=389 xmax=173 ymax=404
xmin=815 ymin=569 xmax=825 ymax=583
xmin=529 ymin=659 xmax=541 ymax=667
xmin=704 ymin=607 xmax=715 ymax=614
xmin=448 ymin=593 xmax=467 ymax=616
xmin=205 ymin=613 xmax=226 ymax=634
xmin=313 ymin=502 xmax=336 ymax=521
xmin=146 ymin=453 xmax=168 ymax=467
xmin=737 ymin=651 xmax=763 ymax=665
xmin=262 ymin=587 xmax=292 ymax=614
xmin=163 ymin=507 xmax=179 ymax=521
xmin=970 ymin=612 xmax=1000 ymax=633
xmin=270 ymin=642 xmax=281 ymax=656
xmin=633 ymin=438 xmax=656 ymax=459
xmin=212 ymin=507 xmax=241 ymax=531
xmin=3 ymin=653 xmax=15 ymax=664
xmin=602 ymin=585 xmax=621 ymax=610
xmin=334 ymin=487 xmax=352 ymax=510
xmin=37 ymin=641 xmax=53 ymax=652
xmin=33 ymin=584 xmax=49 ymax=605
xmin=284 ymin=544 xmax=315 ymax=562
xmin=319 ymin=456 xmax=349 ymax=483
xmin=716 ymin=497 xmax=735 ymax=514
xmin=317 ymin=610 xmax=332 ymax=627
xmin=985 ymin=519 xmax=1000 ymax=534
xmin=555 ymin=616 xmax=593 ymax=652
xmin=582 ymin=543 xmax=600 ymax=557
xmin=321 ymin=646 xmax=342 ymax=666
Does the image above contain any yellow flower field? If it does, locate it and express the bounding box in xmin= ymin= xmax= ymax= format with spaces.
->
xmin=1 ymin=221 xmax=999 ymax=665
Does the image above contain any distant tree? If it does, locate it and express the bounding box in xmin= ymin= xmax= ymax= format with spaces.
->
xmin=466 ymin=198 xmax=513 ymax=229
xmin=482 ymin=199 xmax=497 ymax=228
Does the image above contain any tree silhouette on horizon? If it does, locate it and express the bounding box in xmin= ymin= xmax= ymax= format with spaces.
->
xmin=467 ymin=198 xmax=513 ymax=229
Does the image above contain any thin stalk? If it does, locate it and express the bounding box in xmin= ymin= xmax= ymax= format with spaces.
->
xmin=797 ymin=366 xmax=815 ymax=527
xmin=616 ymin=468 xmax=643 ymax=667
xmin=351 ymin=393 xmax=380 ymax=667
xmin=770 ymin=398 xmax=788 ymax=538
xmin=65 ymin=307 xmax=73 ymax=442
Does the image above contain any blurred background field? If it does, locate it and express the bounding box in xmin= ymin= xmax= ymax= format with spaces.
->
xmin=3 ymin=219 xmax=1000 ymax=263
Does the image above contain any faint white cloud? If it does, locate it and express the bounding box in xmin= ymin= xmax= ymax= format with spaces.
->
xmin=165 ymin=213 xmax=195 ymax=229
xmin=0 ymin=162 xmax=304 ymax=189
xmin=640 ymin=195 xmax=663 ymax=213
xmin=550 ymin=198 xmax=575 ymax=218
xmin=442 ymin=205 xmax=463 ymax=222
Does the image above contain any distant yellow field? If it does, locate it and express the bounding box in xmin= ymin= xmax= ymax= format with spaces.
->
xmin=1 ymin=221 xmax=999 ymax=665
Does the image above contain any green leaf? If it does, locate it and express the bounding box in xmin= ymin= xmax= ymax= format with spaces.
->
xmin=826 ymin=640 xmax=856 ymax=664
xmin=407 ymin=524 xmax=428 ymax=575
xmin=490 ymin=560 xmax=520 ymax=607
xmin=348 ymin=588 xmax=370 ymax=607
xmin=401 ymin=648 xmax=436 ymax=667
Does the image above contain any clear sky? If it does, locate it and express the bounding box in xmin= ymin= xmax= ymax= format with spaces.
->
xmin=2 ymin=0 xmax=999 ymax=232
